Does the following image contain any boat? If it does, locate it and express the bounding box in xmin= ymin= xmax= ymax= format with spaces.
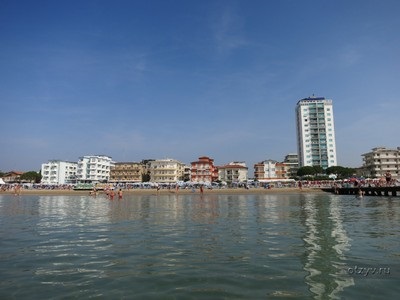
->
xmin=73 ymin=180 xmax=106 ymax=191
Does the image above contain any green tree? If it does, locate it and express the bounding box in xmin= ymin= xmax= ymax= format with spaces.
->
xmin=141 ymin=171 xmax=150 ymax=182
xmin=297 ymin=166 xmax=316 ymax=177
xmin=325 ymin=166 xmax=356 ymax=179
xmin=20 ymin=171 xmax=42 ymax=183
xmin=325 ymin=166 xmax=340 ymax=175
xmin=312 ymin=166 xmax=324 ymax=175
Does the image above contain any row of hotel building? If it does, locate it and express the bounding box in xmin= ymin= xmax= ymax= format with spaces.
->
xmin=39 ymin=146 xmax=400 ymax=185
xmin=39 ymin=95 xmax=336 ymax=185
xmin=40 ymin=154 xmax=299 ymax=185
xmin=3 ymin=96 xmax=399 ymax=183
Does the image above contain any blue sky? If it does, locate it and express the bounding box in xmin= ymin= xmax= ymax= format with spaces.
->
xmin=1 ymin=0 xmax=400 ymax=173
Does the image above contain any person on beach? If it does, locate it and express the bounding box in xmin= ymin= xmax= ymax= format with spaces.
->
xmin=200 ymin=185 xmax=204 ymax=194
xmin=298 ymin=181 xmax=302 ymax=190
xmin=14 ymin=184 xmax=21 ymax=196
xmin=118 ymin=189 xmax=123 ymax=199
xmin=90 ymin=188 xmax=97 ymax=197
xmin=109 ymin=189 xmax=115 ymax=200
xmin=333 ymin=182 xmax=339 ymax=194
xmin=385 ymin=171 xmax=392 ymax=186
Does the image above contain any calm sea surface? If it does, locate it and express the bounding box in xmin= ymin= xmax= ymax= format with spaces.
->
xmin=0 ymin=192 xmax=399 ymax=299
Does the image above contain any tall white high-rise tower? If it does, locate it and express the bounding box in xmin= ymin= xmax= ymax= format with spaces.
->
xmin=296 ymin=96 xmax=337 ymax=169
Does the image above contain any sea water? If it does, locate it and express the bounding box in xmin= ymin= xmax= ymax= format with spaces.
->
xmin=0 ymin=192 xmax=399 ymax=299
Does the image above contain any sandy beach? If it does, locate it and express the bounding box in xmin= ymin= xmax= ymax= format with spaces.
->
xmin=1 ymin=187 xmax=324 ymax=196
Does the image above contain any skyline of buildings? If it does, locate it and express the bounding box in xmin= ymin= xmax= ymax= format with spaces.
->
xmin=4 ymin=146 xmax=400 ymax=184
xmin=3 ymin=96 xmax=400 ymax=184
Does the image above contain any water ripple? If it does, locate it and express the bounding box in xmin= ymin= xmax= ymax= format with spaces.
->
xmin=1 ymin=194 xmax=399 ymax=298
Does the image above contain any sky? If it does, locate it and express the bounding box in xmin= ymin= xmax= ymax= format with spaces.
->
xmin=1 ymin=0 xmax=400 ymax=174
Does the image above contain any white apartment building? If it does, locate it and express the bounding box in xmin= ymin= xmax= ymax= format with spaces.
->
xmin=296 ymin=96 xmax=337 ymax=169
xmin=254 ymin=159 xmax=278 ymax=180
xmin=149 ymin=158 xmax=186 ymax=183
xmin=77 ymin=155 xmax=114 ymax=182
xmin=218 ymin=162 xmax=248 ymax=183
xmin=362 ymin=147 xmax=400 ymax=180
xmin=41 ymin=160 xmax=77 ymax=185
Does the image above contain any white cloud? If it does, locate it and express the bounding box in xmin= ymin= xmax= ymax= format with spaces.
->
xmin=211 ymin=5 xmax=247 ymax=54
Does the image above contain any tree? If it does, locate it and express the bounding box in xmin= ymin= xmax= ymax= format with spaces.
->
xmin=297 ymin=166 xmax=316 ymax=177
xmin=141 ymin=171 xmax=150 ymax=182
xmin=325 ymin=166 xmax=356 ymax=179
xmin=312 ymin=166 xmax=323 ymax=175
xmin=20 ymin=171 xmax=42 ymax=183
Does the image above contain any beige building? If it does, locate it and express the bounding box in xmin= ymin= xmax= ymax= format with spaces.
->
xmin=149 ymin=159 xmax=186 ymax=183
xmin=218 ymin=162 xmax=248 ymax=183
xmin=109 ymin=162 xmax=145 ymax=183
xmin=283 ymin=153 xmax=299 ymax=177
xmin=254 ymin=159 xmax=293 ymax=181
xmin=362 ymin=147 xmax=400 ymax=180
xmin=1 ymin=171 xmax=24 ymax=183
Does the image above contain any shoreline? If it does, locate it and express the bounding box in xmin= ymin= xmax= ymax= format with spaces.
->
xmin=1 ymin=187 xmax=324 ymax=196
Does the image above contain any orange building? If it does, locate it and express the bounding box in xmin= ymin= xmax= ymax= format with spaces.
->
xmin=190 ymin=156 xmax=218 ymax=183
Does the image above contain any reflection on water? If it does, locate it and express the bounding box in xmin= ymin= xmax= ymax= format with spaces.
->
xmin=300 ymin=194 xmax=354 ymax=299
xmin=0 ymin=193 xmax=399 ymax=299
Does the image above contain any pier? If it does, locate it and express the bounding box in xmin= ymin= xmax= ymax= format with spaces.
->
xmin=322 ymin=186 xmax=400 ymax=197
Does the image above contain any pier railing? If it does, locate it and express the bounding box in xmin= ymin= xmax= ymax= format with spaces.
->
xmin=321 ymin=186 xmax=400 ymax=197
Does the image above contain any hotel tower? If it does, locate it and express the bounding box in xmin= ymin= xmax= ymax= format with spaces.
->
xmin=296 ymin=96 xmax=337 ymax=169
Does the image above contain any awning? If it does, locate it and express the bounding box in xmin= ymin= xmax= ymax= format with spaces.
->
xmin=258 ymin=179 xmax=295 ymax=183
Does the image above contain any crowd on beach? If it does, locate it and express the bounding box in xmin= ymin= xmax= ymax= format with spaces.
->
xmin=1 ymin=180 xmax=331 ymax=194
xmin=1 ymin=175 xmax=399 ymax=196
xmin=1 ymin=183 xmax=74 ymax=192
